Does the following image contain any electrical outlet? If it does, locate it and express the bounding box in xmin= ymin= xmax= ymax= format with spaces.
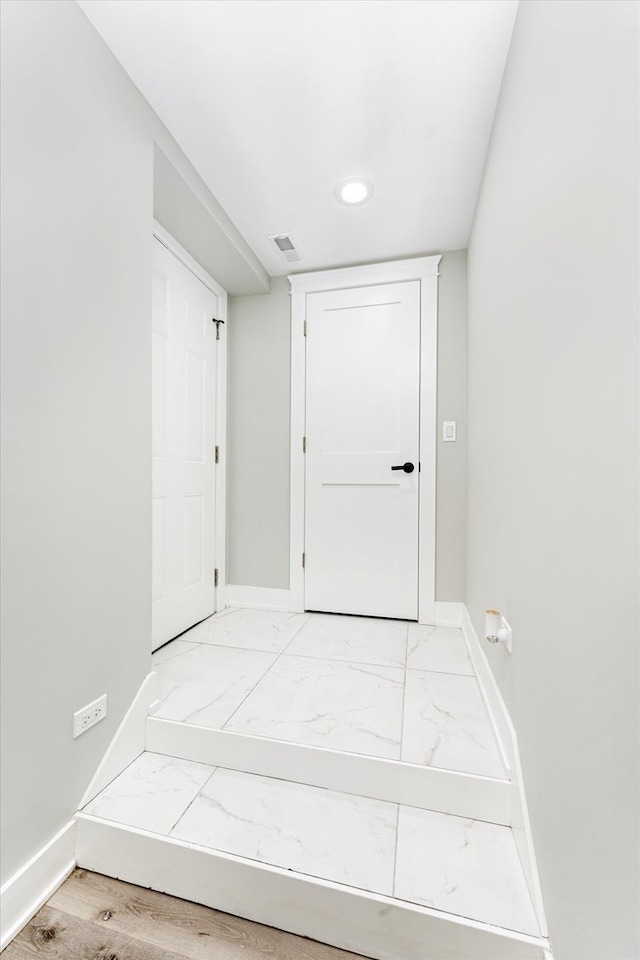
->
xmin=73 ymin=694 xmax=107 ymax=738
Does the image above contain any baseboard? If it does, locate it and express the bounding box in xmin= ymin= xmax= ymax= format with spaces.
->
xmin=0 ymin=820 xmax=76 ymax=950
xmin=460 ymin=607 xmax=513 ymax=774
xmin=79 ymin=671 xmax=157 ymax=808
xmin=225 ymin=584 xmax=291 ymax=612
xmin=511 ymin=747 xmax=549 ymax=939
xmin=461 ymin=605 xmax=548 ymax=939
xmin=146 ymin=717 xmax=511 ymax=825
xmin=434 ymin=601 xmax=465 ymax=626
xmin=75 ymin=815 xmax=549 ymax=960
xmin=225 ymin=591 xmax=462 ymax=622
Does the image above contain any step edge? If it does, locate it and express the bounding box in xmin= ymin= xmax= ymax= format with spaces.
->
xmin=147 ymin=717 xmax=511 ymax=783
xmin=75 ymin=812 xmax=549 ymax=952
xmin=146 ymin=717 xmax=512 ymax=826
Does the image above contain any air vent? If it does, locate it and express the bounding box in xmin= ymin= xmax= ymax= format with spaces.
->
xmin=268 ymin=233 xmax=301 ymax=263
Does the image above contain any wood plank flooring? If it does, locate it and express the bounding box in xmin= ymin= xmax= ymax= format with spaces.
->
xmin=3 ymin=869 xmax=369 ymax=960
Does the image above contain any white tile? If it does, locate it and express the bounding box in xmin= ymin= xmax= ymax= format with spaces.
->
xmin=153 ymin=643 xmax=277 ymax=727
xmin=187 ymin=607 xmax=310 ymax=653
xmin=171 ymin=769 xmax=397 ymax=894
xmin=407 ymin=625 xmax=474 ymax=676
xmin=395 ymin=806 xmax=540 ymax=935
xmin=206 ymin=606 xmax=236 ymax=620
xmin=152 ymin=639 xmax=200 ymax=667
xmin=286 ymin=613 xmax=408 ymax=667
xmin=83 ymin=752 xmax=214 ymax=835
xmin=402 ymin=670 xmax=506 ymax=778
xmin=224 ymin=655 xmax=404 ymax=759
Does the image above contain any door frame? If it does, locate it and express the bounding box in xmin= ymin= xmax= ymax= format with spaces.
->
xmin=288 ymin=255 xmax=441 ymax=625
xmin=152 ymin=219 xmax=228 ymax=613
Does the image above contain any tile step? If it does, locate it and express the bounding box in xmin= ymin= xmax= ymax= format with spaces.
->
xmin=152 ymin=611 xmax=509 ymax=780
xmin=146 ymin=715 xmax=512 ymax=824
xmin=77 ymin=752 xmax=548 ymax=960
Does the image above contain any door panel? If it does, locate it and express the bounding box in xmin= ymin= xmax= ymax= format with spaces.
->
xmin=152 ymin=238 xmax=217 ymax=650
xmin=304 ymin=281 xmax=420 ymax=619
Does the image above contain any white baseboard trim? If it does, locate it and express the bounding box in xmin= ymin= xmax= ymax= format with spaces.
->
xmin=79 ymin=671 xmax=157 ymax=808
xmin=146 ymin=717 xmax=511 ymax=825
xmin=76 ymin=815 xmax=549 ymax=960
xmin=460 ymin=606 xmax=513 ymax=775
xmin=225 ymin=593 xmax=463 ymax=622
xmin=0 ymin=820 xmax=76 ymax=950
xmin=512 ymin=747 xmax=549 ymax=939
xmin=225 ymin=584 xmax=291 ymax=612
xmin=434 ymin=601 xmax=465 ymax=626
xmin=461 ymin=605 xmax=548 ymax=939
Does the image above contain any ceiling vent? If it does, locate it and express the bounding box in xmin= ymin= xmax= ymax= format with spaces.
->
xmin=268 ymin=233 xmax=301 ymax=263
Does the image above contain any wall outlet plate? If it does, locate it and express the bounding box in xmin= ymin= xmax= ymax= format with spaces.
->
xmin=73 ymin=694 xmax=107 ymax=738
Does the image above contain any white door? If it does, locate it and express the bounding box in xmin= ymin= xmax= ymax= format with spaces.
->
xmin=304 ymin=281 xmax=421 ymax=620
xmin=152 ymin=238 xmax=218 ymax=650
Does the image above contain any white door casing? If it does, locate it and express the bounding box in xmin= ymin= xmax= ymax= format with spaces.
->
xmin=152 ymin=229 xmax=226 ymax=650
xmin=289 ymin=256 xmax=440 ymax=624
xmin=304 ymin=282 xmax=421 ymax=619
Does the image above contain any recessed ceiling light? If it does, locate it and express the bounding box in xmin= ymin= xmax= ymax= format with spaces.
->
xmin=335 ymin=178 xmax=374 ymax=206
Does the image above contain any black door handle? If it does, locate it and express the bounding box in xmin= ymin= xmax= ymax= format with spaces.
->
xmin=391 ymin=462 xmax=415 ymax=474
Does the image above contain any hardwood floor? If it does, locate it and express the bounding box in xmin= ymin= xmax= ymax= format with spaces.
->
xmin=3 ymin=869 xmax=369 ymax=960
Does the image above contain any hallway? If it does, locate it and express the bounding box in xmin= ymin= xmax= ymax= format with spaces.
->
xmin=2 ymin=2 xmax=638 ymax=957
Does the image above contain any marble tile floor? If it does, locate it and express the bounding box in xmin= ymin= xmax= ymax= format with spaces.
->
xmin=151 ymin=608 xmax=506 ymax=779
xmin=82 ymin=753 xmax=540 ymax=937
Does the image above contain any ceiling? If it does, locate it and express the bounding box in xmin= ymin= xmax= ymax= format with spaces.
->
xmin=78 ymin=0 xmax=518 ymax=278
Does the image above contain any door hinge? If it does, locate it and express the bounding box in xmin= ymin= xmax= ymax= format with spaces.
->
xmin=303 ymin=320 xmax=307 ymax=337
xmin=302 ymin=552 xmax=305 ymax=569
xmin=212 ymin=318 xmax=225 ymax=340
xmin=302 ymin=436 xmax=306 ymax=454
xmin=214 ymin=568 xmax=219 ymax=588
xmin=215 ymin=445 xmax=220 ymax=464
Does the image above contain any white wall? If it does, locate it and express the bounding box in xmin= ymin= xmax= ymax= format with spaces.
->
xmin=0 ymin=0 xmax=265 ymax=887
xmin=153 ymin=145 xmax=268 ymax=298
xmin=227 ymin=277 xmax=291 ymax=589
xmin=226 ymin=255 xmax=468 ymax=597
xmin=465 ymin=2 xmax=639 ymax=957
xmin=436 ymin=251 xmax=467 ymax=601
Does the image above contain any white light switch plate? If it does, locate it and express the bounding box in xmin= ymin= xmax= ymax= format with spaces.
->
xmin=443 ymin=421 xmax=457 ymax=442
